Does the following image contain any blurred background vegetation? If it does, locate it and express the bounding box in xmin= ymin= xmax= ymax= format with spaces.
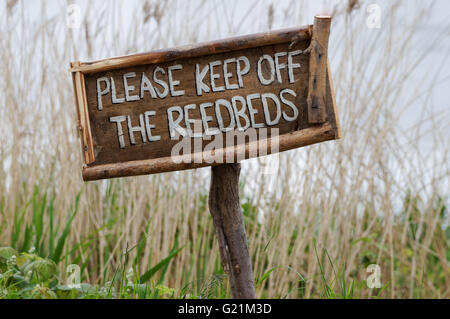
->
xmin=0 ymin=0 xmax=448 ymax=298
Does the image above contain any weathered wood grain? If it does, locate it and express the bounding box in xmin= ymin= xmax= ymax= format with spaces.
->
xmin=69 ymin=26 xmax=312 ymax=74
xmin=81 ymin=63 xmax=338 ymax=180
xmin=71 ymin=62 xmax=95 ymax=164
xmin=84 ymin=41 xmax=310 ymax=165
xmin=70 ymin=22 xmax=340 ymax=181
xmin=307 ymin=16 xmax=331 ymax=123
xmin=209 ymin=163 xmax=256 ymax=299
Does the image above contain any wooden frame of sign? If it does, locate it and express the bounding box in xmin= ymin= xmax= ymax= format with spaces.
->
xmin=70 ymin=18 xmax=340 ymax=181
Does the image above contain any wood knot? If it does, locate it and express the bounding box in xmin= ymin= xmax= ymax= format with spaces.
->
xmin=234 ymin=264 xmax=241 ymax=274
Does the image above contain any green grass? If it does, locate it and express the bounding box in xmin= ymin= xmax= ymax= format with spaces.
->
xmin=0 ymin=180 xmax=448 ymax=299
xmin=0 ymin=245 xmax=187 ymax=299
xmin=0 ymin=245 xmax=358 ymax=299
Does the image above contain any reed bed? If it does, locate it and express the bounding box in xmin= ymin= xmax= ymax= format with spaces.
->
xmin=0 ymin=0 xmax=448 ymax=298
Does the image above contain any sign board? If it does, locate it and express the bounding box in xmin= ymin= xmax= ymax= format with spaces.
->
xmin=70 ymin=21 xmax=340 ymax=181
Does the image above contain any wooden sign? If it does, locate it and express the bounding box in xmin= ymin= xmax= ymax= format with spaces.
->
xmin=70 ymin=18 xmax=340 ymax=181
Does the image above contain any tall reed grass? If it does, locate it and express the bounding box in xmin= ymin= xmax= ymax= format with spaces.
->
xmin=0 ymin=0 xmax=448 ymax=298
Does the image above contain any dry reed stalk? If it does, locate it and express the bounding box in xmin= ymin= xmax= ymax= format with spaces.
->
xmin=0 ymin=0 xmax=448 ymax=298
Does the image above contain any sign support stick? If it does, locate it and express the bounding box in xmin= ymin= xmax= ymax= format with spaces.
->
xmin=209 ymin=163 xmax=256 ymax=299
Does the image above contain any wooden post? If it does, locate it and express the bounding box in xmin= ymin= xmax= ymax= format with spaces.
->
xmin=209 ymin=163 xmax=256 ymax=299
xmin=307 ymin=15 xmax=332 ymax=123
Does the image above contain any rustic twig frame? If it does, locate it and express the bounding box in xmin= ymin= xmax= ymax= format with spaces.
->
xmin=70 ymin=20 xmax=340 ymax=181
